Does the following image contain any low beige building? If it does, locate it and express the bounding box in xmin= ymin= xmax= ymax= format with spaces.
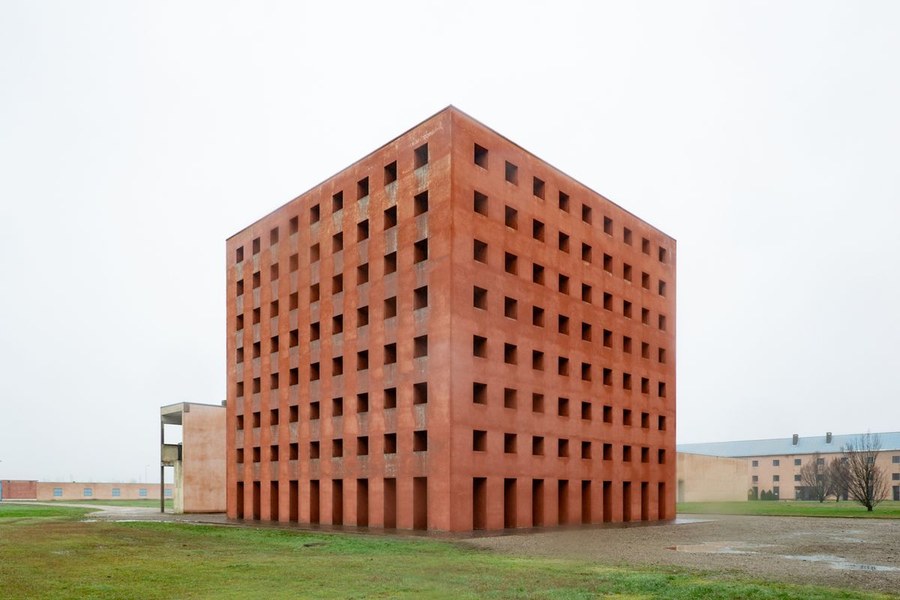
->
xmin=679 ymin=432 xmax=900 ymax=501
xmin=676 ymin=453 xmax=748 ymax=502
xmin=38 ymin=482 xmax=174 ymax=501
xmin=161 ymin=402 xmax=226 ymax=513
xmin=1 ymin=480 xmax=173 ymax=501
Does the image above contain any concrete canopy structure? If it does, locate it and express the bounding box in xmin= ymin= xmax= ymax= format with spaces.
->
xmin=161 ymin=402 xmax=226 ymax=513
xmin=226 ymin=107 xmax=676 ymax=531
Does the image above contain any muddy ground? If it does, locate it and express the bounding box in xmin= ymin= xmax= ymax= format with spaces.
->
xmin=463 ymin=514 xmax=900 ymax=595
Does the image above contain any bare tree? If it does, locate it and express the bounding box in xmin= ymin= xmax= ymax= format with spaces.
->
xmin=841 ymin=433 xmax=889 ymax=511
xmin=827 ymin=457 xmax=849 ymax=502
xmin=798 ymin=452 xmax=828 ymax=502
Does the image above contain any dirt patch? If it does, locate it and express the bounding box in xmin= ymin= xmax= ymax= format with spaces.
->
xmin=462 ymin=514 xmax=900 ymax=595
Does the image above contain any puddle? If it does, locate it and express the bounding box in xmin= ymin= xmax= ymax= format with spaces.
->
xmin=669 ymin=545 xmax=899 ymax=572
xmin=672 ymin=517 xmax=714 ymax=525
xmin=781 ymin=554 xmax=900 ymax=572
xmin=667 ymin=541 xmax=766 ymax=554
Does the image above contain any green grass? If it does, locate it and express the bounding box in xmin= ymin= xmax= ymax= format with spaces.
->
xmin=44 ymin=498 xmax=174 ymax=508
xmin=0 ymin=503 xmax=94 ymax=520
xmin=0 ymin=505 xmax=890 ymax=599
xmin=678 ymin=500 xmax=900 ymax=518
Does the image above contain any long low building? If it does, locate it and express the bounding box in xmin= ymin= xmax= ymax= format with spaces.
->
xmin=678 ymin=431 xmax=900 ymax=501
xmin=0 ymin=480 xmax=174 ymax=501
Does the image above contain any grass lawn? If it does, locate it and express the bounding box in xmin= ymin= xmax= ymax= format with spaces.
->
xmin=0 ymin=505 xmax=891 ymax=599
xmin=43 ymin=499 xmax=174 ymax=508
xmin=678 ymin=500 xmax=900 ymax=519
xmin=0 ymin=503 xmax=95 ymax=520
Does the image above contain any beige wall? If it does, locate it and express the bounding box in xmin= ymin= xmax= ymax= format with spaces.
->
xmin=677 ymin=453 xmax=749 ymax=502
xmin=36 ymin=482 xmax=174 ymax=501
xmin=181 ymin=404 xmax=226 ymax=513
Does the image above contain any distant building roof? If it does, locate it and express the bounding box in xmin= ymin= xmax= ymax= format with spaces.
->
xmin=678 ymin=432 xmax=900 ymax=458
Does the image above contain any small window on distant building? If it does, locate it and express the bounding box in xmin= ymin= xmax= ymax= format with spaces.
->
xmin=772 ymin=459 xmax=780 ymax=466
xmin=893 ymin=455 xmax=900 ymax=464
xmin=83 ymin=488 xmax=93 ymax=497
xmin=752 ymin=460 xmax=758 ymax=467
xmin=139 ymin=488 xmax=148 ymax=497
xmin=53 ymin=487 xmax=62 ymax=497
xmin=794 ymin=459 xmax=801 ymax=466
xmin=112 ymin=488 xmax=121 ymax=497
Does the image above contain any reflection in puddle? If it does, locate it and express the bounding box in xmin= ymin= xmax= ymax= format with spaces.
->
xmin=782 ymin=554 xmax=900 ymax=572
xmin=667 ymin=541 xmax=769 ymax=554
xmin=667 ymin=543 xmax=899 ymax=572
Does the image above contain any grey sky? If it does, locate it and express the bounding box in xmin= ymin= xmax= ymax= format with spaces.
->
xmin=2 ymin=1 xmax=898 ymax=482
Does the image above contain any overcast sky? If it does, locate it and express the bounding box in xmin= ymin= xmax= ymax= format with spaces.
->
xmin=2 ymin=1 xmax=899 ymax=482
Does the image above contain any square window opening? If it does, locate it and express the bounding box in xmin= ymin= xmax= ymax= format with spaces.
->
xmin=413 ymin=335 xmax=428 ymax=358
xmin=504 ymin=343 xmax=517 ymax=365
xmin=474 ymin=143 xmax=488 ymax=168
xmin=504 ymin=388 xmax=517 ymax=409
xmin=473 ymin=382 xmax=487 ymax=405
xmin=533 ymin=177 xmax=545 ymax=199
xmin=505 ymin=161 xmax=518 ymax=185
xmin=414 ymin=190 xmax=429 ymax=216
xmin=384 ymin=206 xmax=397 ymax=229
xmin=414 ymin=239 xmax=429 ymax=263
xmin=384 ymin=388 xmax=398 ymax=409
xmin=384 ymin=161 xmax=397 ymax=185
xmin=473 ymin=430 xmax=487 ymax=452
xmin=505 ymin=205 xmax=518 ymax=230
xmin=414 ymin=143 xmax=429 ymax=168
xmin=384 ymin=252 xmax=398 ymax=274
xmin=504 ymin=296 xmax=517 ymax=319
xmin=414 ymin=285 xmax=429 ymax=310
xmin=413 ymin=382 xmax=428 ymax=405
xmin=473 ymin=191 xmax=488 ymax=215
xmin=473 ymin=239 xmax=488 ymax=263
xmin=357 ymin=177 xmax=369 ymax=199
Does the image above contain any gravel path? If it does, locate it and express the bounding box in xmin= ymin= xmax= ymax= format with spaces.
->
xmin=463 ymin=514 xmax=900 ymax=595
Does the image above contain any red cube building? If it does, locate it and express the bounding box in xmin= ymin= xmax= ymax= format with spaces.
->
xmin=226 ymin=106 xmax=675 ymax=531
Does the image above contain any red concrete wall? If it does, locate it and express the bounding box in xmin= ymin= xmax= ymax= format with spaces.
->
xmin=225 ymin=107 xmax=676 ymax=531
xmin=226 ymin=111 xmax=454 ymax=529
xmin=446 ymin=111 xmax=676 ymax=529
xmin=1 ymin=480 xmax=38 ymax=499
